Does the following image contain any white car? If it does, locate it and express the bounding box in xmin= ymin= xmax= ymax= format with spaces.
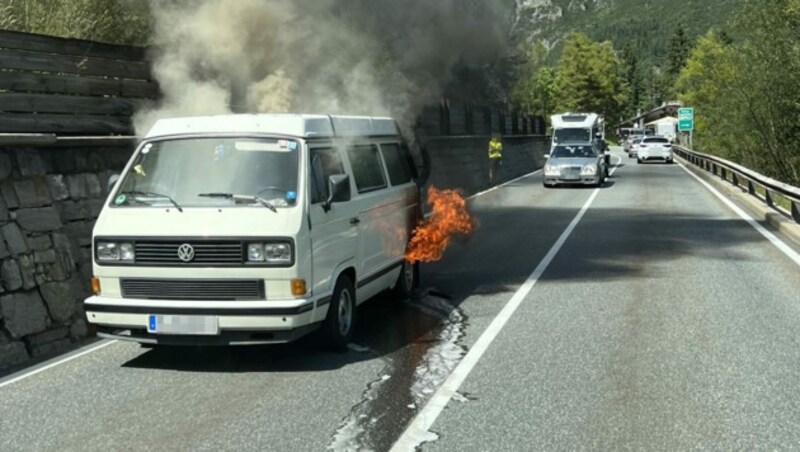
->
xmin=84 ymin=114 xmax=420 ymax=350
xmin=636 ymin=136 xmax=674 ymax=164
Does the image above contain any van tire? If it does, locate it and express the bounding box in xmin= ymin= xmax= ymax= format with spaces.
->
xmin=319 ymin=275 xmax=356 ymax=351
xmin=393 ymin=260 xmax=418 ymax=298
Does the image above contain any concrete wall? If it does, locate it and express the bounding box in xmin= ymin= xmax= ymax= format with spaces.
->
xmin=0 ymin=144 xmax=133 ymax=369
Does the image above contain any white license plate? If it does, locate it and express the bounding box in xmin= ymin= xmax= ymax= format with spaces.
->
xmin=147 ymin=315 xmax=219 ymax=335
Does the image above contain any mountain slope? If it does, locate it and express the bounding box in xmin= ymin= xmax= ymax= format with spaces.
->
xmin=513 ymin=0 xmax=742 ymax=61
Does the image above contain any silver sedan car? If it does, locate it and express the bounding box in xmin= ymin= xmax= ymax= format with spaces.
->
xmin=543 ymin=143 xmax=608 ymax=188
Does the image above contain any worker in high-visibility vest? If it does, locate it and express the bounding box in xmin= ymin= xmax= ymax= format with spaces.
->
xmin=488 ymin=133 xmax=503 ymax=185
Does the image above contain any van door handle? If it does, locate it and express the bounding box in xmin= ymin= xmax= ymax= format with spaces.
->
xmin=350 ymin=217 xmax=360 ymax=225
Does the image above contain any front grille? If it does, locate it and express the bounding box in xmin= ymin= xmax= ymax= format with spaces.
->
xmin=121 ymin=279 xmax=265 ymax=301
xmin=135 ymin=241 xmax=244 ymax=266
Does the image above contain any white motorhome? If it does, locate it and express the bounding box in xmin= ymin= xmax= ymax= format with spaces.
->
xmin=550 ymin=112 xmax=609 ymax=164
xmin=84 ymin=114 xmax=420 ymax=349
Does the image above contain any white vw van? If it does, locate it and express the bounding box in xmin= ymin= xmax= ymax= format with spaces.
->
xmin=84 ymin=114 xmax=420 ymax=349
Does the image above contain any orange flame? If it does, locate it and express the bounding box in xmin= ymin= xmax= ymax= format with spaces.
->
xmin=405 ymin=186 xmax=473 ymax=262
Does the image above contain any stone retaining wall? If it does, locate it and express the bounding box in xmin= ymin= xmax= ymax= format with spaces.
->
xmin=423 ymin=135 xmax=550 ymax=195
xmin=0 ymin=145 xmax=134 ymax=369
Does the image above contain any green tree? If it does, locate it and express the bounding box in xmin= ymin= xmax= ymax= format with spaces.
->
xmin=512 ymin=40 xmax=558 ymax=119
xmin=0 ymin=0 xmax=150 ymax=45
xmin=675 ymin=32 xmax=738 ymax=154
xmin=620 ymin=42 xmax=644 ymax=117
xmin=666 ymin=24 xmax=691 ymax=77
xmin=675 ymin=0 xmax=800 ymax=185
xmin=552 ymin=33 xmax=628 ymax=121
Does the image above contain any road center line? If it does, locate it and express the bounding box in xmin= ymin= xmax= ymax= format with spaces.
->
xmin=677 ymin=161 xmax=800 ymax=267
xmin=0 ymin=340 xmax=117 ymax=389
xmin=391 ymin=156 xmax=621 ymax=451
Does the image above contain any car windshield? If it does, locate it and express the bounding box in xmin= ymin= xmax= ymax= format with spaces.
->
xmin=554 ymin=128 xmax=591 ymax=143
xmin=551 ymin=144 xmax=596 ymax=158
xmin=113 ymin=137 xmax=299 ymax=208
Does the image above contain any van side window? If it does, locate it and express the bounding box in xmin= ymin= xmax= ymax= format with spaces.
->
xmin=310 ymin=148 xmax=344 ymax=204
xmin=380 ymin=143 xmax=412 ymax=186
xmin=347 ymin=145 xmax=387 ymax=193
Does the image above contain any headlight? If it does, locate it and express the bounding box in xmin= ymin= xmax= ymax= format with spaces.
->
xmin=581 ymin=164 xmax=597 ymax=175
xmin=96 ymin=241 xmax=134 ymax=263
xmin=247 ymin=241 xmax=293 ymax=264
xmin=248 ymin=244 xmax=265 ymax=261
xmin=544 ymin=164 xmax=560 ymax=176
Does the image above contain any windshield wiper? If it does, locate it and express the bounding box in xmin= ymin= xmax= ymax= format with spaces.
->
xmin=123 ymin=191 xmax=183 ymax=212
xmin=197 ymin=192 xmax=277 ymax=213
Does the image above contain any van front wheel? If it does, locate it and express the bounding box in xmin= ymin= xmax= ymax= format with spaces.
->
xmin=393 ymin=260 xmax=418 ymax=298
xmin=319 ymin=275 xmax=356 ymax=351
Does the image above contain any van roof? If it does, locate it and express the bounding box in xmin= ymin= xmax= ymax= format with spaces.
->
xmin=145 ymin=114 xmax=400 ymax=139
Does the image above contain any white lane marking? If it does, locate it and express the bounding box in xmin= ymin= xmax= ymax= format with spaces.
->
xmin=677 ymin=161 xmax=800 ymax=267
xmin=467 ymin=169 xmax=542 ymax=200
xmin=0 ymin=340 xmax=117 ymax=389
xmin=391 ymin=157 xmax=622 ymax=451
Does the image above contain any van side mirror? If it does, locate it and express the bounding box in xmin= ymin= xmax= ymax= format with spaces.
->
xmin=107 ymin=174 xmax=120 ymax=193
xmin=323 ymin=174 xmax=350 ymax=212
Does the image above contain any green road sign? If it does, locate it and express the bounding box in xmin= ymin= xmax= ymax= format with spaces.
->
xmin=678 ymin=107 xmax=694 ymax=131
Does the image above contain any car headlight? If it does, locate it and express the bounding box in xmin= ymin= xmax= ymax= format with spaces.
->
xmin=247 ymin=243 xmax=265 ymax=261
xmin=247 ymin=241 xmax=293 ymax=264
xmin=545 ymin=164 xmax=560 ymax=176
xmin=581 ymin=164 xmax=597 ymax=175
xmin=96 ymin=241 xmax=135 ymax=263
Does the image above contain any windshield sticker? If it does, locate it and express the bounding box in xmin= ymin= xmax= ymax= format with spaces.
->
xmin=133 ymin=164 xmax=146 ymax=177
xmin=288 ymin=141 xmax=298 ymax=150
xmin=141 ymin=143 xmax=153 ymax=154
xmin=114 ymin=194 xmax=127 ymax=205
xmin=235 ymin=141 xmax=291 ymax=152
xmin=286 ymin=191 xmax=297 ymax=203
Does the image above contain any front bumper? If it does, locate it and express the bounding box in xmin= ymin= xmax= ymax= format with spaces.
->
xmin=84 ymin=295 xmax=329 ymax=345
xmin=544 ymin=174 xmax=601 ymax=186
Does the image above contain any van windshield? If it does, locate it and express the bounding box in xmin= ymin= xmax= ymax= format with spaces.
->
xmin=113 ymin=137 xmax=299 ymax=208
xmin=554 ymin=128 xmax=591 ymax=143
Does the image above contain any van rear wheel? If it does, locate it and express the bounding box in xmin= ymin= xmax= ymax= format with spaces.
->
xmin=319 ymin=275 xmax=356 ymax=351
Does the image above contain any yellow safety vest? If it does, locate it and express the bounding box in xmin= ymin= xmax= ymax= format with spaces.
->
xmin=488 ymin=140 xmax=503 ymax=159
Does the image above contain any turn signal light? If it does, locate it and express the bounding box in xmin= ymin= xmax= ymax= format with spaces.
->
xmin=291 ymin=279 xmax=307 ymax=296
xmin=91 ymin=277 xmax=101 ymax=295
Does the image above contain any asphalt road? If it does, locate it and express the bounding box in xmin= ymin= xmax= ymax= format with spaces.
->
xmin=2 ymin=148 xmax=800 ymax=451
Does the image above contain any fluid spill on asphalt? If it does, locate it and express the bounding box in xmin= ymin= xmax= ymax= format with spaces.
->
xmin=327 ymin=290 xmax=468 ymax=451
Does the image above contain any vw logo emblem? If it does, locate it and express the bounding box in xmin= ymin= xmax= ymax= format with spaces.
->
xmin=177 ymin=243 xmax=195 ymax=262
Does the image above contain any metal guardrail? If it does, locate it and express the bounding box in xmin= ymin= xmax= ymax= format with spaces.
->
xmin=674 ymin=146 xmax=800 ymax=224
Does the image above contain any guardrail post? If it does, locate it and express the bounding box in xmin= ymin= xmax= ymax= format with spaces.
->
xmin=732 ymin=172 xmax=739 ymax=188
xmin=792 ymin=201 xmax=800 ymax=223
xmin=747 ymin=179 xmax=755 ymax=195
xmin=765 ymin=189 xmax=774 ymax=208
xmin=720 ymin=167 xmax=727 ymax=181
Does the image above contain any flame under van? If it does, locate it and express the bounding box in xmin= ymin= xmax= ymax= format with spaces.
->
xmin=84 ymin=114 xmax=421 ymax=349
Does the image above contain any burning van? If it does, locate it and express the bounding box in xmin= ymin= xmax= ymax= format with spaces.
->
xmin=84 ymin=114 xmax=420 ymax=349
